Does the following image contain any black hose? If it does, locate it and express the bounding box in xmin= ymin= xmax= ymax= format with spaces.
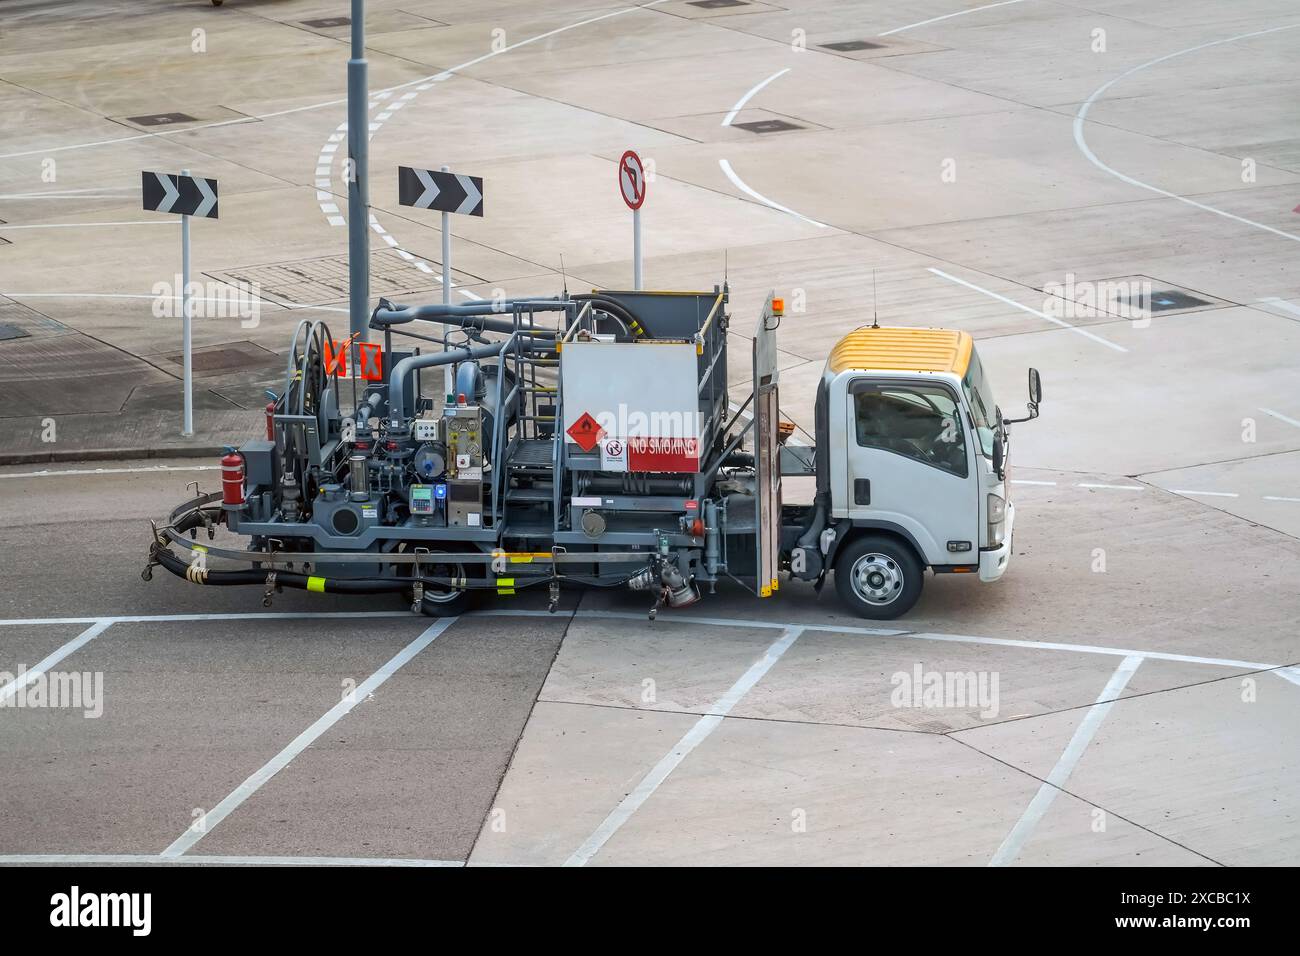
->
xmin=571 ymin=294 xmax=652 ymax=338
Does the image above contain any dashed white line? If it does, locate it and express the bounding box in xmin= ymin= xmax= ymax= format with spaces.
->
xmin=0 ymin=220 xmax=177 ymax=230
xmin=160 ymin=617 xmax=456 ymax=858
xmin=928 ymin=267 xmax=1128 ymax=352
xmin=1077 ymin=482 xmax=1144 ymax=491
xmin=1256 ymin=297 xmax=1300 ymax=318
xmin=988 ymin=654 xmax=1143 ymax=866
xmin=1170 ymin=489 xmax=1240 ymax=498
xmin=1074 ymin=23 xmax=1300 ymax=245
xmin=564 ymin=625 xmax=805 ymax=866
xmin=880 ymin=0 xmax=1030 ymax=36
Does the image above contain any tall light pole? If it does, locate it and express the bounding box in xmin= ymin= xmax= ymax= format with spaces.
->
xmin=347 ymin=0 xmax=370 ymax=345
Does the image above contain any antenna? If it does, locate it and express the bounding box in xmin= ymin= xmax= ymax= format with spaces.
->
xmin=871 ymin=269 xmax=880 ymax=329
xmin=559 ymin=253 xmax=569 ymax=297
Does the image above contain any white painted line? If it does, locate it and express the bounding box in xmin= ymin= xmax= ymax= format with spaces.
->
xmin=928 ymin=267 xmax=1128 ymax=352
xmin=0 ymin=621 xmax=112 ymax=704
xmin=160 ymin=617 xmax=456 ymax=857
xmin=0 ymin=853 xmax=461 ymax=867
xmin=1260 ymin=406 xmax=1300 ymax=429
xmin=1273 ymin=666 xmax=1300 ymax=687
xmin=1264 ymin=495 xmax=1300 ymax=503
xmin=1011 ymin=479 xmax=1056 ymax=486
xmin=1077 ymin=482 xmax=1145 ymax=491
xmin=0 ymin=187 xmax=133 ymax=197
xmin=0 ymin=220 xmax=177 ymax=230
xmin=988 ymin=654 xmax=1142 ymax=866
xmin=1257 ymin=297 xmax=1300 ymax=318
xmin=328 ymin=215 xmax=346 ymax=226
xmin=0 ymin=464 xmax=217 ymax=480
xmin=719 ymin=159 xmax=828 ymax=229
xmin=880 ymin=0 xmax=1029 ymax=36
xmin=564 ymin=626 xmax=805 ymax=866
xmin=1170 ymin=489 xmax=1239 ymax=498
xmin=460 ymin=290 xmax=483 ymax=300
xmin=0 ymin=609 xmax=1278 ymax=671
xmin=1074 ymin=23 xmax=1300 ymax=246
xmin=721 ymin=67 xmax=791 ymax=126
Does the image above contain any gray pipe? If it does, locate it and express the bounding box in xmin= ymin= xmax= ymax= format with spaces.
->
xmin=371 ymin=298 xmax=566 ymax=336
xmin=387 ymin=341 xmax=506 ymax=423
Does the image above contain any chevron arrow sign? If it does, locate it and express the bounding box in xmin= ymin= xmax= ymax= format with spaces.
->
xmin=141 ymin=171 xmax=219 ymax=219
xmin=397 ymin=166 xmax=483 ymax=217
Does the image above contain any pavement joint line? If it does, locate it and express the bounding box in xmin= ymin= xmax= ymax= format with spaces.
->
xmin=158 ymin=616 xmax=457 ymax=858
xmin=0 ymin=620 xmax=113 ymax=705
xmin=880 ymin=0 xmax=1030 ymax=36
xmin=0 ymin=608 xmax=1283 ymax=670
xmin=1073 ymin=22 xmax=1300 ymax=245
xmin=0 ymin=854 xmax=462 ymax=867
xmin=988 ymin=654 xmax=1143 ymax=866
xmin=927 ymin=267 xmax=1128 ymax=352
xmin=563 ymin=625 xmax=806 ymax=866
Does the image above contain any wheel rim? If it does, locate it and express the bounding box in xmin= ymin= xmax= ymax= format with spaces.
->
xmin=423 ymin=560 xmax=465 ymax=603
xmin=850 ymin=552 xmax=903 ymax=606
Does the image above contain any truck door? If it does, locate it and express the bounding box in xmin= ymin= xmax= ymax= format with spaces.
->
xmin=844 ymin=379 xmax=979 ymax=565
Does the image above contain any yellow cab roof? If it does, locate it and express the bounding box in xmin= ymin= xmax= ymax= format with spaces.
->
xmin=827 ymin=326 xmax=973 ymax=377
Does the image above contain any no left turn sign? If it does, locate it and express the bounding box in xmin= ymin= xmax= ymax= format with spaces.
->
xmin=619 ymin=150 xmax=646 ymax=210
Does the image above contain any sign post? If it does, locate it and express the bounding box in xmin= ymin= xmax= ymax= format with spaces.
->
xmin=142 ymin=168 xmax=219 ymax=436
xmin=618 ymin=149 xmax=646 ymax=290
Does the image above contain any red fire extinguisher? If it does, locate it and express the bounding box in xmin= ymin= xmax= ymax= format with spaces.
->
xmin=221 ymin=448 xmax=246 ymax=506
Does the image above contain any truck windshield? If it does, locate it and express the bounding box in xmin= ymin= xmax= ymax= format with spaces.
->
xmin=962 ymin=349 xmax=998 ymax=458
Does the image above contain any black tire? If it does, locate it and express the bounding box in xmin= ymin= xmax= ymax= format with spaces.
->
xmin=834 ymin=534 xmax=923 ymax=620
xmin=420 ymin=588 xmax=470 ymax=617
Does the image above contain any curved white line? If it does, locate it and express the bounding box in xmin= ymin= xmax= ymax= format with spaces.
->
xmin=880 ymin=0 xmax=1029 ymax=37
xmin=722 ymin=67 xmax=790 ymax=126
xmin=718 ymin=159 xmax=828 ymax=228
xmin=1074 ymin=22 xmax=1300 ymax=244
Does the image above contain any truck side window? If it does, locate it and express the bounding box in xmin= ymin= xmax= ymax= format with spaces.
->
xmin=853 ymin=384 xmax=968 ymax=478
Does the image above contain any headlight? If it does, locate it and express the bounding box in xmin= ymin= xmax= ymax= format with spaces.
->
xmin=987 ymin=493 xmax=1006 ymax=546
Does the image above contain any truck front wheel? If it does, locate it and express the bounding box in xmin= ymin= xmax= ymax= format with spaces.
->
xmin=834 ymin=535 xmax=923 ymax=620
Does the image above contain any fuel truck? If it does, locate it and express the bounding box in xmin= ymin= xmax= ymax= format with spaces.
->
xmin=145 ymin=288 xmax=1041 ymax=619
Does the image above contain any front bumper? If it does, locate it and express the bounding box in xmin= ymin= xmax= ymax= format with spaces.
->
xmin=979 ymin=499 xmax=1015 ymax=583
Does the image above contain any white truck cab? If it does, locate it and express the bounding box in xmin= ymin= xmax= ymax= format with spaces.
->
xmin=813 ymin=326 xmax=1040 ymax=618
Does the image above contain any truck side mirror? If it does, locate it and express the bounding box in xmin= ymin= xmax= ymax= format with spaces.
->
xmin=992 ymin=432 xmax=1005 ymax=477
xmin=1028 ymin=368 xmax=1042 ymax=405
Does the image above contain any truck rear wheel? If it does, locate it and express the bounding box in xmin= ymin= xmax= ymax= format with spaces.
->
xmin=834 ymin=535 xmax=923 ymax=620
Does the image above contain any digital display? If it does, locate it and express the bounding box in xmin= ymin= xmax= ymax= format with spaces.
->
xmin=409 ymin=485 xmax=434 ymax=515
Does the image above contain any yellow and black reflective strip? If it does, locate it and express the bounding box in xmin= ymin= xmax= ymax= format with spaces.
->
xmin=495 ymin=577 xmax=515 ymax=596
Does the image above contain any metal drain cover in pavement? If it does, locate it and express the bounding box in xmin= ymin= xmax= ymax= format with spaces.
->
xmin=126 ymin=112 xmax=198 ymax=126
xmin=163 ymin=342 xmax=279 ymax=373
xmin=689 ymin=0 xmax=748 ymax=8
xmin=734 ymin=119 xmax=804 ymax=134
xmin=1118 ymin=289 xmax=1213 ymax=313
xmin=820 ymin=40 xmax=884 ymax=51
xmin=302 ymin=17 xmax=351 ymax=28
